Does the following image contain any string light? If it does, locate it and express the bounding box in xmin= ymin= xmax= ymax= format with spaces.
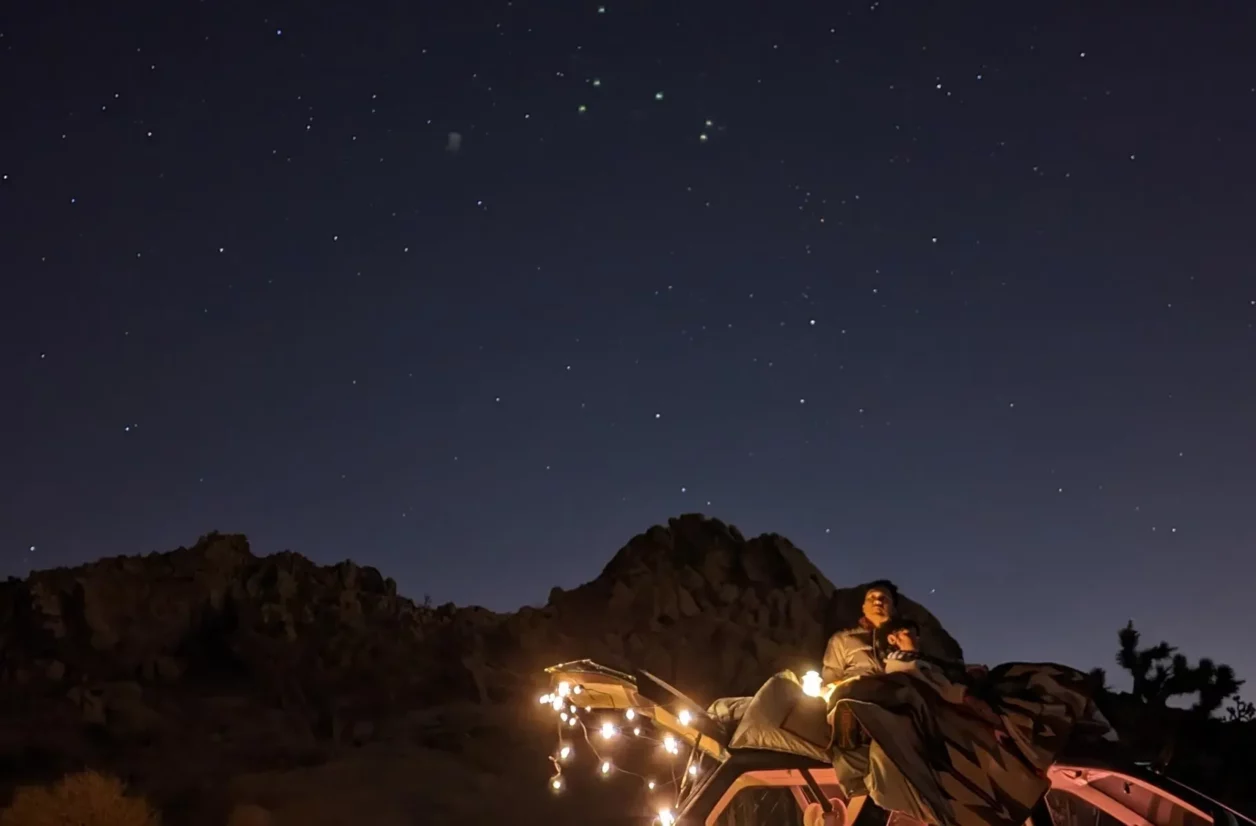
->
xmin=541 ymin=676 xmax=701 ymax=820
xmin=801 ymin=670 xmax=823 ymax=698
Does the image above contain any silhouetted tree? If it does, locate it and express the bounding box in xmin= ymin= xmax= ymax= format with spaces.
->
xmin=1225 ymin=696 xmax=1256 ymax=723
xmin=1088 ymin=667 xmax=1110 ymax=693
xmin=1116 ymin=621 xmax=1176 ymax=703
xmin=1115 ymin=621 xmax=1244 ymax=716
xmin=1195 ymin=661 xmax=1243 ymax=717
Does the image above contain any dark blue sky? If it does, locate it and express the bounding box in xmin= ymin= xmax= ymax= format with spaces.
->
xmin=2 ymin=0 xmax=1253 ymax=693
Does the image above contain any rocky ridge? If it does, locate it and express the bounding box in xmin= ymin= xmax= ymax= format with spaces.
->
xmin=0 ymin=514 xmax=960 ymax=825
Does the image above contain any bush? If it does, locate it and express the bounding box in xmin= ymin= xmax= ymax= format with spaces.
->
xmin=0 ymin=770 xmax=160 ymax=826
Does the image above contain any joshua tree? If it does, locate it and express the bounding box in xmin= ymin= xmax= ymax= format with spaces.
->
xmin=1116 ymin=621 xmax=1176 ymax=703
xmin=1195 ymin=660 xmax=1243 ymax=718
xmin=1115 ymin=621 xmax=1244 ymax=716
xmin=1225 ymin=696 xmax=1256 ymax=723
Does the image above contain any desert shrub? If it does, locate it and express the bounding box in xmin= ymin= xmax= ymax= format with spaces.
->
xmin=0 ymin=770 xmax=160 ymax=826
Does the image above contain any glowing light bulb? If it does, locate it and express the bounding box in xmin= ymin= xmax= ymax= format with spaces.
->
xmin=573 ymin=685 xmax=583 ymax=694
xmin=601 ymin=722 xmax=618 ymax=739
xmin=569 ymin=704 xmax=577 ymax=714
xmin=802 ymin=670 xmax=823 ymax=698
xmin=647 ymin=779 xmax=656 ymax=790
xmin=568 ymin=717 xmax=577 ymax=727
xmin=560 ymin=712 xmax=569 ymax=722
xmin=663 ymin=735 xmax=679 ymax=754
xmin=559 ymin=745 xmax=571 ymax=760
xmin=659 ymin=808 xmax=676 ymax=826
xmin=688 ymin=764 xmax=699 ymax=776
xmin=551 ymin=775 xmax=564 ymax=791
xmin=678 ymin=710 xmax=692 ymax=726
xmin=625 ymin=708 xmax=636 ymax=721
xmin=633 ymin=726 xmax=642 ymax=736
xmin=601 ymin=760 xmax=612 ymax=775
xmin=539 ymin=693 xmax=552 ymax=704
xmin=551 ymin=696 xmax=564 ymax=711
xmin=557 ymin=681 xmax=572 ymax=697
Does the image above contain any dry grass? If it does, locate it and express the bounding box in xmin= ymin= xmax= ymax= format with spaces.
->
xmin=0 ymin=770 xmax=160 ymax=826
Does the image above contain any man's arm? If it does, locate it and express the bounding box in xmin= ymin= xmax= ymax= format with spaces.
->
xmin=822 ymin=630 xmax=882 ymax=684
xmin=821 ymin=632 xmax=847 ymax=684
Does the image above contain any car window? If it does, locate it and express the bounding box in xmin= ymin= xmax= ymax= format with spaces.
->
xmin=1087 ymin=776 xmax=1210 ymax=826
xmin=713 ymin=787 xmax=804 ymax=826
xmin=1045 ymin=789 xmax=1129 ymax=826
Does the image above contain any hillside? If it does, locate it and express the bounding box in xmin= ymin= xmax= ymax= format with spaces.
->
xmin=0 ymin=514 xmax=978 ymax=824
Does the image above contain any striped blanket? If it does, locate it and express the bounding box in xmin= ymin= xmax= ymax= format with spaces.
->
xmin=830 ymin=660 xmax=1111 ymax=826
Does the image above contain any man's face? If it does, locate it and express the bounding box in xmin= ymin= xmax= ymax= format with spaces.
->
xmin=862 ymin=587 xmax=894 ymax=626
xmin=888 ymin=627 xmax=918 ymax=652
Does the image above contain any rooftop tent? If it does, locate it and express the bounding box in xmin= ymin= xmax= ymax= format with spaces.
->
xmin=542 ymin=659 xmax=730 ymax=762
xmin=542 ymin=661 xmax=828 ymax=764
xmin=540 ymin=660 xmax=863 ymax=826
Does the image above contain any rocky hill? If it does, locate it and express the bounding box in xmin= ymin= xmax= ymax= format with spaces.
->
xmin=0 ymin=514 xmax=959 ymax=825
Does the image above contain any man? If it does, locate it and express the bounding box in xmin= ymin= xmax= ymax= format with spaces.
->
xmin=821 ymin=580 xmax=899 ymax=802
xmin=821 ymin=580 xmax=897 ymax=685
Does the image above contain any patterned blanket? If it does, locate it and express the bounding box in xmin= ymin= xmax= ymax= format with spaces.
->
xmin=830 ymin=661 xmax=1112 ymax=826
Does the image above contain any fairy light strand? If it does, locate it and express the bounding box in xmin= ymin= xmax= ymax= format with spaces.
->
xmin=543 ymin=684 xmax=707 ymax=824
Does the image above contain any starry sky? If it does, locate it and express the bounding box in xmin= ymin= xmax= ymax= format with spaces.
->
xmin=2 ymin=1 xmax=1254 ymax=693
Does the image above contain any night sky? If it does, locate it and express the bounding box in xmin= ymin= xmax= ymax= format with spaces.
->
xmin=2 ymin=1 xmax=1254 ymax=692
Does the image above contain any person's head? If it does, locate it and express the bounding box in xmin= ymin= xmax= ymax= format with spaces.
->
xmin=882 ymin=618 xmax=920 ymax=652
xmin=861 ymin=580 xmax=898 ymax=627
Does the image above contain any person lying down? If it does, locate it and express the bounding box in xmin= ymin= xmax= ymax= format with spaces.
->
xmin=880 ymin=619 xmax=1001 ymax=728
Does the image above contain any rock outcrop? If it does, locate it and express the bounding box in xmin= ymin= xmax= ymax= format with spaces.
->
xmin=0 ymin=514 xmax=961 ymax=825
xmin=495 ymin=516 xmax=960 ymax=704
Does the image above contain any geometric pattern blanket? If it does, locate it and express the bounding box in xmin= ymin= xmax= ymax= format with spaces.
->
xmin=830 ymin=662 xmax=1111 ymax=826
